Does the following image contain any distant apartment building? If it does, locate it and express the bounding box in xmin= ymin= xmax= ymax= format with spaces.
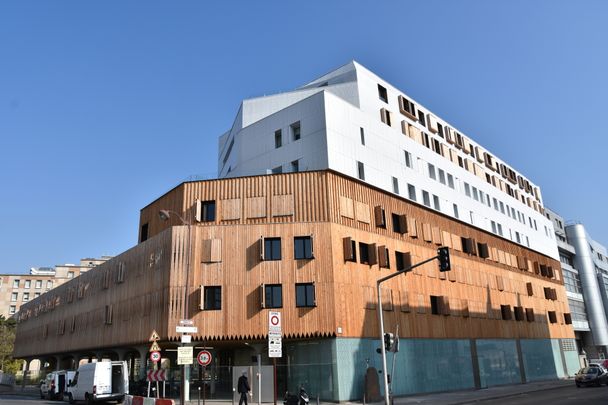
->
xmin=0 ymin=257 xmax=110 ymax=319
xmin=546 ymin=208 xmax=608 ymax=359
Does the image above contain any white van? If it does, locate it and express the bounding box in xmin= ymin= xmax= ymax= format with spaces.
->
xmin=40 ymin=370 xmax=76 ymax=400
xmin=68 ymin=361 xmax=128 ymax=403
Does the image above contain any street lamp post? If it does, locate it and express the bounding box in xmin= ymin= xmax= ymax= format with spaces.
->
xmin=159 ymin=209 xmax=193 ymax=405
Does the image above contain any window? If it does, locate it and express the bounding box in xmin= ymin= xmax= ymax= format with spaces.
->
xmin=392 ymin=213 xmax=407 ymax=234
xmin=140 ymin=223 xmax=149 ymax=242
xmin=264 ymin=284 xmax=283 ymax=308
xmin=392 ymin=177 xmax=399 ymax=194
xmin=291 ymin=160 xmax=299 ymax=173
xmin=438 ymin=169 xmax=446 ymax=185
xmin=357 ymin=161 xmax=365 ymax=181
xmin=263 ymin=238 xmax=282 ymax=261
xmin=296 ymin=283 xmax=316 ymax=307
xmin=453 ymin=204 xmax=459 ymax=219
xmin=290 ymin=122 xmax=301 ymax=141
xmin=47 ymin=280 xmax=53 ymax=289
xmin=395 ymin=251 xmax=412 ymax=271
xmin=294 ymin=236 xmax=313 ymax=259
xmin=203 ymin=286 xmax=222 ymax=310
xmin=398 ymin=95 xmax=416 ymax=118
xmin=447 ymin=174 xmax=454 ymax=189
xmin=422 ymin=191 xmax=431 ymax=207
xmin=428 ymin=164 xmax=436 ymax=180
xmin=417 ymin=110 xmax=426 ymax=127
xmin=35 ymin=292 xmax=40 ymax=298
xmin=23 ymin=292 xmax=29 ymax=302
xmin=271 ymin=165 xmax=283 ymax=174
xmin=377 ymin=84 xmax=388 ymax=103
xmin=11 ymin=292 xmax=18 ymax=302
xmin=9 ymin=306 xmax=16 ymax=315
xmin=404 ymin=150 xmax=413 ymax=168
xmin=13 ymin=280 xmax=19 ymax=289
xmin=24 ymin=280 xmax=31 ymax=289
xmin=501 ymin=305 xmax=512 ymax=320
xmin=359 ymin=242 xmax=377 ymax=265
xmin=464 ymin=183 xmax=471 ymax=197
xmin=196 ymin=200 xmax=216 ymax=222
xmin=35 ymin=280 xmax=42 ymax=289
xmin=433 ymin=195 xmax=440 ymax=211
xmin=408 ymin=184 xmax=416 ymax=201
xmin=67 ymin=271 xmax=74 ymax=279
xmin=380 ymin=108 xmax=392 ymax=126
xmin=274 ymin=129 xmax=282 ymax=148
xmin=360 ymin=127 xmax=365 ymax=145
xmin=548 ymin=311 xmax=557 ymax=324
xmin=430 ymin=296 xmax=441 ymax=315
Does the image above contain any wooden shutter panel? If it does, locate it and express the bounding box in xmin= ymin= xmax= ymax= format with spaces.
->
xmin=374 ymin=206 xmax=386 ymax=228
xmin=547 ymin=266 xmax=554 ymax=278
xmin=533 ymin=261 xmax=540 ymax=275
xmin=564 ymin=313 xmax=572 ymax=324
xmin=432 ymin=227 xmax=442 ymax=245
xmin=343 ymin=237 xmax=354 ymax=261
xmin=310 ymin=234 xmax=314 ymax=259
xmin=378 ymin=246 xmax=389 ymax=268
xmin=195 ymin=200 xmax=202 ymax=222
xmin=400 ymin=291 xmax=410 ymax=312
xmin=398 ymin=215 xmax=407 ymax=234
xmin=526 ymin=308 xmax=535 ymax=322
xmin=441 ymin=296 xmax=450 ymax=315
xmin=260 ymin=284 xmax=265 ymax=309
xmin=544 ymin=287 xmax=551 ymax=299
xmin=496 ymin=276 xmax=504 ymax=291
xmin=478 ymin=243 xmax=489 ymax=259
xmin=526 ymin=282 xmax=534 ymax=296
xmin=368 ymin=243 xmax=378 ymax=265
xmin=409 ymin=218 xmax=418 ymax=238
xmin=548 ymin=311 xmax=557 ymax=323
xmin=462 ymin=300 xmax=470 ymax=317
xmin=540 ymin=264 xmax=548 ymax=277
xmin=514 ymin=306 xmax=524 ymax=321
xmin=259 ymin=236 xmax=265 ymax=261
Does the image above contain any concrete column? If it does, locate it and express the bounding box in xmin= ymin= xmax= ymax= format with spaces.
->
xmin=138 ymin=346 xmax=149 ymax=381
xmin=55 ymin=356 xmax=62 ymax=371
xmin=516 ymin=339 xmax=527 ymax=384
xmin=21 ymin=358 xmax=32 ymax=389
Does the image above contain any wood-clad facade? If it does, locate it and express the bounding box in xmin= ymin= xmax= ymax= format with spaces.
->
xmin=14 ymin=171 xmax=576 ymax=400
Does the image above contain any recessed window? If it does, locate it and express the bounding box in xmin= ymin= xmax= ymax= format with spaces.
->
xmin=291 ymin=160 xmax=299 ymax=173
xmin=404 ymin=150 xmax=413 ymax=168
xmin=197 ymin=200 xmax=216 ymax=222
xmin=377 ymin=84 xmax=388 ymax=103
xmin=398 ymin=95 xmax=416 ymax=118
xmin=11 ymin=292 xmax=18 ymax=302
xmin=357 ymin=161 xmax=365 ymax=181
xmin=430 ymin=295 xmax=441 ymax=315
xmin=35 ymin=280 xmax=42 ymax=289
xmin=438 ymin=169 xmax=446 ymax=185
xmin=9 ymin=305 xmax=16 ymax=315
xmin=140 ymin=223 xmax=149 ymax=242
xmin=395 ymin=251 xmax=411 ymax=271
xmin=433 ymin=195 xmax=440 ymax=211
xmin=417 ymin=110 xmax=426 ymax=127
xmin=274 ymin=129 xmax=282 ymax=148
xmin=35 ymin=292 xmax=40 ymax=298
xmin=428 ymin=164 xmax=436 ymax=180
xmin=294 ymin=236 xmax=313 ymax=260
xmin=464 ymin=183 xmax=471 ymax=197
xmin=380 ymin=108 xmax=392 ymax=126
xmin=392 ymin=213 xmax=407 ymax=234
xmin=453 ymin=204 xmax=459 ymax=219
xmin=296 ymin=283 xmax=316 ymax=307
xmin=23 ymin=292 xmax=29 ymax=302
xmin=47 ymin=280 xmax=52 ymax=289
xmin=67 ymin=271 xmax=74 ymax=279
xmin=501 ymin=305 xmax=512 ymax=320
xmin=359 ymin=242 xmax=370 ymax=264
xmin=263 ymin=237 xmax=282 ymax=261
xmin=290 ymin=122 xmax=301 ymax=141
xmin=408 ymin=184 xmax=416 ymax=201
xmin=264 ymin=284 xmax=283 ymax=308
xmin=203 ymin=286 xmax=222 ymax=310
xmin=422 ymin=191 xmax=431 ymax=207
xmin=360 ymin=127 xmax=365 ymax=145
xmin=24 ymin=280 xmax=31 ymax=289
xmin=13 ymin=280 xmax=19 ymax=289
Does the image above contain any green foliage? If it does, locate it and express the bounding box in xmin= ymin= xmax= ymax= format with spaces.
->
xmin=0 ymin=315 xmax=22 ymax=374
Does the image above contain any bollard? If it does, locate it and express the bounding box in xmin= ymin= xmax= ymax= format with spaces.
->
xmin=232 ymin=388 xmax=236 ymax=405
xmin=316 ymin=395 xmax=320 ymax=405
xmin=198 ymin=386 xmax=201 ymax=405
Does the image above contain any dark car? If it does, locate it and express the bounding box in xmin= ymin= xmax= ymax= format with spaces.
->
xmin=575 ymin=366 xmax=608 ymax=387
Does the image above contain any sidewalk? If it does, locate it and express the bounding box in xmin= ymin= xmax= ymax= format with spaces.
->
xmin=180 ymin=379 xmax=572 ymax=405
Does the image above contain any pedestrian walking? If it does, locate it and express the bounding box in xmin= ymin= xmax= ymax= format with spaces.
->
xmin=237 ymin=370 xmax=251 ymax=405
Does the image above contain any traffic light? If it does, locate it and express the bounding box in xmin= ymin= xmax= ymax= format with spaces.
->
xmin=438 ymin=247 xmax=451 ymax=272
xmin=384 ymin=333 xmax=395 ymax=352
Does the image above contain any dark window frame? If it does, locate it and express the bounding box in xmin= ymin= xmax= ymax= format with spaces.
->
xmin=296 ymin=283 xmax=316 ymax=307
xmin=294 ymin=236 xmax=314 ymax=260
xmin=204 ymin=286 xmax=222 ymax=310
xmin=263 ymin=237 xmax=282 ymax=261
xmin=264 ymin=284 xmax=283 ymax=308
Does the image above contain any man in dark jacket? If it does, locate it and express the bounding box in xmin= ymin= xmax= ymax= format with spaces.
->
xmin=237 ymin=371 xmax=251 ymax=405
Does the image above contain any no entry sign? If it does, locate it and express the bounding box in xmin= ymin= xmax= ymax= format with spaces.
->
xmin=197 ymin=350 xmax=212 ymax=366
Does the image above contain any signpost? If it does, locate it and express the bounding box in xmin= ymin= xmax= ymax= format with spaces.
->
xmin=268 ymin=311 xmax=282 ymax=405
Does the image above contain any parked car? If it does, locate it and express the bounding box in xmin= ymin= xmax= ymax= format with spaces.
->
xmin=68 ymin=361 xmax=128 ymax=403
xmin=575 ymin=366 xmax=608 ymax=387
xmin=40 ymin=370 xmax=76 ymax=400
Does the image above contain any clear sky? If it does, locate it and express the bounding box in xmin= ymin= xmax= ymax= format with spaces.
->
xmin=1 ymin=1 xmax=607 ymax=274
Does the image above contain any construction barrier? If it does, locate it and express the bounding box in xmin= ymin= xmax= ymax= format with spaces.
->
xmin=130 ymin=395 xmax=173 ymax=405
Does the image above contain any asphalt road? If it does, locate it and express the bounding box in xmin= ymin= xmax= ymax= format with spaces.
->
xmin=460 ymin=384 xmax=608 ymax=405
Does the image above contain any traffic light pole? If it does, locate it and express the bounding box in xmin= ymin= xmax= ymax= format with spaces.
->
xmin=376 ymin=251 xmax=447 ymax=405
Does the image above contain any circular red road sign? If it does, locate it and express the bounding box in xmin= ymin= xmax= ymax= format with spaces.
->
xmin=270 ymin=315 xmax=280 ymax=325
xmin=197 ymin=350 xmax=212 ymax=366
xmin=150 ymin=351 xmax=161 ymax=363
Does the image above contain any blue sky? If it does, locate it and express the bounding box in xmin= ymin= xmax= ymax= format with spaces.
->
xmin=1 ymin=1 xmax=607 ymax=274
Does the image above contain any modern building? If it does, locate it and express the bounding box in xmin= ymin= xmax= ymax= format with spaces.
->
xmin=14 ymin=62 xmax=578 ymax=400
xmin=0 ymin=257 xmax=110 ymax=319
xmin=546 ymin=208 xmax=608 ymax=359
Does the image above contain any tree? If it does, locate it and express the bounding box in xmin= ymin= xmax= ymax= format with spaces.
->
xmin=0 ymin=315 xmax=22 ymax=374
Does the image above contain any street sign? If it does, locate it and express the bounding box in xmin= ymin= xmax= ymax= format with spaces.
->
xmin=177 ymin=346 xmax=193 ymax=365
xmin=176 ymin=326 xmax=198 ymax=333
xmin=268 ymin=334 xmax=282 ymax=358
xmin=179 ymin=319 xmax=194 ymax=326
xmin=147 ymin=369 xmax=167 ymax=381
xmin=181 ymin=334 xmax=192 ymax=344
xmin=268 ymin=311 xmax=281 ymax=334
xmin=149 ymin=341 xmax=161 ymax=352
xmin=149 ymin=330 xmax=160 ymax=342
xmin=197 ymin=350 xmax=212 ymax=366
xmin=150 ymin=351 xmax=161 ymax=363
